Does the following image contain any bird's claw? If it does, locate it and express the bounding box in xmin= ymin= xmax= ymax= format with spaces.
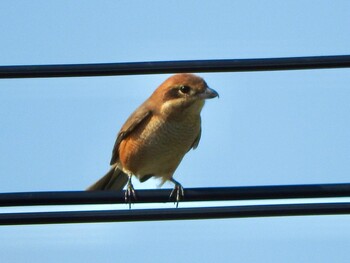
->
xmin=124 ymin=181 xmax=137 ymax=209
xmin=169 ymin=181 xmax=184 ymax=208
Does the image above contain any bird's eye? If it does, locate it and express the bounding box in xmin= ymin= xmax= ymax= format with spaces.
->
xmin=179 ymin=85 xmax=191 ymax=94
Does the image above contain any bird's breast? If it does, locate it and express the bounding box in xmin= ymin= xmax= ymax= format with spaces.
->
xmin=119 ymin=114 xmax=200 ymax=179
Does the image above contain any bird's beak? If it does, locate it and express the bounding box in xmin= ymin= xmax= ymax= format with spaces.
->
xmin=200 ymin=86 xmax=219 ymax=99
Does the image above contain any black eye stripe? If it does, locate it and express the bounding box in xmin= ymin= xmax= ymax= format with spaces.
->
xmin=164 ymin=87 xmax=181 ymax=101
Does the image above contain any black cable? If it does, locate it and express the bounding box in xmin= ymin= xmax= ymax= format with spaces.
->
xmin=0 ymin=55 xmax=349 ymax=79
xmin=1 ymin=183 xmax=350 ymax=207
xmin=1 ymin=202 xmax=350 ymax=225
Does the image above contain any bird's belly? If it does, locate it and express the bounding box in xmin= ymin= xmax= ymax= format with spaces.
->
xmin=119 ymin=117 xmax=200 ymax=179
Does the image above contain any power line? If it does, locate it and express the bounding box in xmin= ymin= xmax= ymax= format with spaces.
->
xmin=1 ymin=183 xmax=350 ymax=207
xmin=1 ymin=202 xmax=350 ymax=225
xmin=1 ymin=184 xmax=350 ymax=225
xmin=0 ymin=55 xmax=350 ymax=79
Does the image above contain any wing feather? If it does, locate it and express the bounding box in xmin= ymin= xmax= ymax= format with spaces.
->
xmin=189 ymin=117 xmax=201 ymax=151
xmin=110 ymin=105 xmax=152 ymax=165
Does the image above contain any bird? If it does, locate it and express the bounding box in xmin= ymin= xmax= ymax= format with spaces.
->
xmin=87 ymin=73 xmax=218 ymax=207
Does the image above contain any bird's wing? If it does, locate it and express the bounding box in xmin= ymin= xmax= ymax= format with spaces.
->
xmin=190 ymin=116 xmax=201 ymax=151
xmin=190 ymin=126 xmax=201 ymax=150
xmin=110 ymin=105 xmax=152 ymax=165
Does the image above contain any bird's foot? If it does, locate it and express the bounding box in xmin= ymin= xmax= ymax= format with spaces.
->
xmin=169 ymin=179 xmax=184 ymax=208
xmin=125 ymin=179 xmax=137 ymax=209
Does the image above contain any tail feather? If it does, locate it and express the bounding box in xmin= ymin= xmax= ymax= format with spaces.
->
xmin=87 ymin=166 xmax=129 ymax=191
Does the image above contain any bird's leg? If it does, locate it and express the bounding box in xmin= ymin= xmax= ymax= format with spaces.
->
xmin=125 ymin=174 xmax=137 ymax=209
xmin=169 ymin=178 xmax=184 ymax=208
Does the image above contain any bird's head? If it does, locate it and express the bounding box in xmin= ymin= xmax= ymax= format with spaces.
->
xmin=151 ymin=73 xmax=219 ymax=118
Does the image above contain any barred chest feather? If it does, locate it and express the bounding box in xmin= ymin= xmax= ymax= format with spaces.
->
xmin=119 ymin=114 xmax=201 ymax=180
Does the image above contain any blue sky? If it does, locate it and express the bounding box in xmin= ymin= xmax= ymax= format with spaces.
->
xmin=1 ymin=1 xmax=350 ymax=262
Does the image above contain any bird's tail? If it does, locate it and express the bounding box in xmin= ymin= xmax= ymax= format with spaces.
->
xmin=86 ymin=165 xmax=129 ymax=191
